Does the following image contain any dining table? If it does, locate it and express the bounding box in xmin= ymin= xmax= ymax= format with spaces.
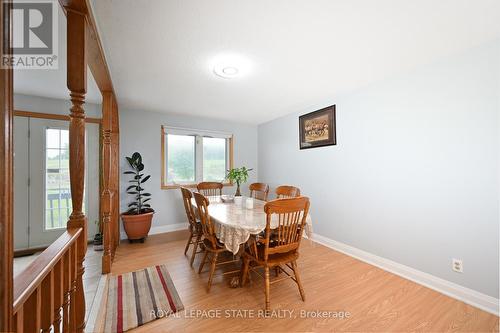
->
xmin=191 ymin=195 xmax=313 ymax=254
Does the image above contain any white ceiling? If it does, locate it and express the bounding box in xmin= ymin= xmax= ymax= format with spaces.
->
xmin=14 ymin=4 xmax=102 ymax=105
xmin=18 ymin=1 xmax=500 ymax=123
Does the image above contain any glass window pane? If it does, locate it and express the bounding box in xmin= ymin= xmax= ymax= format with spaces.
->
xmin=45 ymin=129 xmax=72 ymax=230
xmin=203 ymin=137 xmax=226 ymax=182
xmin=46 ymin=209 xmax=55 ymax=229
xmin=60 ymin=170 xmax=71 ymax=194
xmin=60 ymin=130 xmax=69 ymax=149
xmin=167 ymin=134 xmax=195 ymax=183
xmin=60 ymin=152 xmax=69 ymax=169
xmin=46 ymin=129 xmax=60 ymax=149
xmin=46 ymin=173 xmax=60 ymax=194
xmin=46 ymin=149 xmax=60 ymax=171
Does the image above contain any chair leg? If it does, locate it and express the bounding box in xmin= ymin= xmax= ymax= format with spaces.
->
xmin=264 ymin=266 xmax=270 ymax=312
xmin=275 ymin=266 xmax=280 ymax=277
xmin=291 ymin=260 xmax=305 ymax=301
xmin=184 ymin=230 xmax=194 ymax=255
xmin=198 ymin=249 xmax=208 ymax=274
xmin=240 ymin=257 xmax=250 ymax=286
xmin=190 ymin=233 xmax=202 ymax=267
xmin=207 ymin=252 xmax=219 ymax=292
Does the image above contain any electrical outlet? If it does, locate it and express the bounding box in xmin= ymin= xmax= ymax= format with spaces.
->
xmin=452 ymin=258 xmax=463 ymax=273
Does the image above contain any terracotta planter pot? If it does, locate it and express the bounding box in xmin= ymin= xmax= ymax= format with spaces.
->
xmin=121 ymin=211 xmax=154 ymax=241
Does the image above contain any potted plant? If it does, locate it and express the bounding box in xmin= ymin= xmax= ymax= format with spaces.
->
xmin=121 ymin=152 xmax=154 ymax=243
xmin=93 ymin=220 xmax=103 ymax=251
xmin=226 ymin=167 xmax=253 ymax=196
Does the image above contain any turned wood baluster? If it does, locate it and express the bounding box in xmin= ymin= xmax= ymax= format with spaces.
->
xmin=69 ymin=243 xmax=78 ymax=332
xmin=101 ymin=92 xmax=112 ymax=274
xmin=41 ymin=271 xmax=54 ymax=332
xmin=23 ymin=287 xmax=41 ymax=332
xmin=62 ymin=248 xmax=71 ymax=332
xmin=53 ymin=259 xmax=63 ymax=333
xmin=66 ymin=8 xmax=87 ymax=333
xmin=13 ymin=309 xmax=23 ymax=332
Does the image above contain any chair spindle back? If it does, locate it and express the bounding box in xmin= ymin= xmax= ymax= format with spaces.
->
xmin=275 ymin=185 xmax=301 ymax=198
xmin=197 ymin=182 xmax=223 ymax=196
xmin=180 ymin=187 xmax=197 ymax=232
xmin=193 ymin=192 xmax=219 ymax=249
xmin=249 ymin=182 xmax=270 ymax=201
xmin=262 ymin=197 xmax=310 ymax=260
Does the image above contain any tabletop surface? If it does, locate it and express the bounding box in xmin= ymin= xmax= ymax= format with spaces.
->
xmin=191 ymin=196 xmax=268 ymax=234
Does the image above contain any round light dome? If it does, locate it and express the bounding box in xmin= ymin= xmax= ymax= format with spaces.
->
xmin=222 ymin=67 xmax=238 ymax=75
xmin=214 ymin=64 xmax=240 ymax=78
xmin=210 ymin=54 xmax=252 ymax=79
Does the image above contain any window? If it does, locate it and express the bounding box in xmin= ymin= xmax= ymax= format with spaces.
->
xmin=44 ymin=128 xmax=86 ymax=230
xmin=203 ymin=137 xmax=227 ymax=181
xmin=166 ymin=134 xmax=195 ymax=183
xmin=45 ymin=128 xmax=72 ymax=229
xmin=161 ymin=126 xmax=233 ymax=188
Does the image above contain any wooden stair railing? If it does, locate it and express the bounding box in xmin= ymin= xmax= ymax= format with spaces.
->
xmin=13 ymin=228 xmax=83 ymax=332
xmin=1 ymin=0 xmax=118 ymax=331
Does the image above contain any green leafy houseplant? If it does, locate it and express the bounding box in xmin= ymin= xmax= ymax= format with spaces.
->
xmin=124 ymin=152 xmax=153 ymax=214
xmin=226 ymin=167 xmax=253 ymax=196
xmin=121 ymin=152 xmax=154 ymax=242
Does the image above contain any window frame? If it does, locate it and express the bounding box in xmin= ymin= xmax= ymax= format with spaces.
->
xmin=161 ymin=125 xmax=234 ymax=189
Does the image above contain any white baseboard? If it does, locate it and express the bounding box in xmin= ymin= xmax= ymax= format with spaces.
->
xmin=120 ymin=222 xmax=188 ymax=240
xmin=309 ymin=233 xmax=499 ymax=316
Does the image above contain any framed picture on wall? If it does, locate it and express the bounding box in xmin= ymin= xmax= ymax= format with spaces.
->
xmin=299 ymin=105 xmax=336 ymax=149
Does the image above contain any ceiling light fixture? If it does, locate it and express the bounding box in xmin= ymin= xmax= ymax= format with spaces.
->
xmin=211 ymin=53 xmax=252 ymax=79
xmin=222 ymin=67 xmax=238 ymax=75
xmin=214 ymin=65 xmax=239 ymax=78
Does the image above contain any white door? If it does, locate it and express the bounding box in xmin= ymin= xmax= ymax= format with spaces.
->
xmin=13 ymin=117 xmax=29 ymax=250
xmin=13 ymin=116 xmax=99 ymax=250
xmin=29 ymin=118 xmax=71 ymax=246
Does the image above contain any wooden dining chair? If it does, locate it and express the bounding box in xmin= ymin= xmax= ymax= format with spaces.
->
xmin=197 ymin=182 xmax=223 ymax=196
xmin=249 ymin=182 xmax=270 ymax=201
xmin=193 ymin=192 xmax=237 ymax=292
xmin=275 ymin=185 xmax=301 ymax=198
xmin=241 ymin=197 xmax=310 ymax=311
xmin=180 ymin=187 xmax=204 ymax=266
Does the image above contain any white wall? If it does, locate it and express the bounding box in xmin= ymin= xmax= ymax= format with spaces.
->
xmin=258 ymin=41 xmax=500 ymax=298
xmin=119 ymin=108 xmax=258 ymax=233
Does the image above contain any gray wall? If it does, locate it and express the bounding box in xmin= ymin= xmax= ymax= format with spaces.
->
xmin=258 ymin=41 xmax=500 ymax=298
xmin=119 ymin=108 xmax=258 ymax=232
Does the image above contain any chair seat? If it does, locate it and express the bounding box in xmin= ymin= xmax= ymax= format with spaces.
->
xmin=203 ymin=237 xmax=226 ymax=251
xmin=266 ymin=251 xmax=299 ymax=266
xmin=245 ymin=244 xmax=299 ymax=267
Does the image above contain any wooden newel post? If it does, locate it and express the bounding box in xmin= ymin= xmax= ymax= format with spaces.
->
xmin=66 ymin=8 xmax=87 ymax=333
xmin=102 ymin=92 xmax=113 ymax=273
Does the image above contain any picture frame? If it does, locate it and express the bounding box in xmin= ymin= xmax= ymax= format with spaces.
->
xmin=299 ymin=105 xmax=336 ymax=149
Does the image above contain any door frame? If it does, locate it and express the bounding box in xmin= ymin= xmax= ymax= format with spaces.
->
xmin=14 ymin=112 xmax=102 ymax=250
xmin=0 ymin=0 xmax=14 ymax=328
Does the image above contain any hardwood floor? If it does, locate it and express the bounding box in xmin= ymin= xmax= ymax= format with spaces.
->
xmin=110 ymin=232 xmax=499 ymax=332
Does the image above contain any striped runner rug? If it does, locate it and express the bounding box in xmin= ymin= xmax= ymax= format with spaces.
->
xmin=105 ymin=265 xmax=184 ymax=332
